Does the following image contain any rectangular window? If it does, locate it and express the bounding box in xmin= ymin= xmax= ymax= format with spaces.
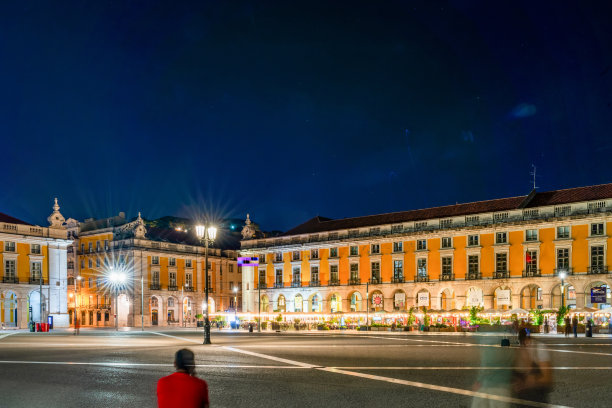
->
xmin=80 ymin=243 xmax=84 ymax=253
xmin=441 ymin=237 xmax=452 ymax=249
xmin=416 ymin=239 xmax=427 ymax=251
xmin=311 ymin=249 xmax=319 ymax=259
xmin=329 ymin=247 xmax=338 ymax=257
xmin=81 ymin=259 xmax=84 ymax=269
xmin=185 ymin=273 xmax=193 ymax=287
xmin=275 ymin=253 xmax=283 ymax=262
xmin=97 ymin=277 xmax=101 ymax=287
xmin=440 ymin=219 xmax=452 ymax=228
xmin=350 ymin=246 xmax=359 ymax=256
xmin=169 ymin=257 xmax=176 ymax=267
xmin=88 ymin=259 xmax=92 ymax=268
xmin=591 ymin=223 xmax=604 ymax=236
xmin=259 ymin=269 xmax=266 ymax=285
xmin=417 ymin=258 xmax=427 ymax=276
xmin=96 ymin=241 xmax=100 ymax=251
xmin=441 ymin=257 xmax=452 ymax=275
xmin=229 ymin=264 xmax=234 ymax=273
xmin=588 ymin=201 xmax=606 ymax=210
xmin=495 ymin=232 xmax=507 ymax=244
xmin=557 ymin=226 xmax=570 ymax=239
xmin=526 ymin=250 xmax=538 ymax=273
xmin=468 ymin=255 xmax=479 ymax=274
xmin=350 ymin=263 xmax=359 ymax=281
xmin=4 ymin=242 xmax=15 ymax=252
xmin=371 ymin=262 xmax=380 ymax=282
xmin=104 ymin=240 xmax=109 ymax=251
xmin=328 ymin=232 xmax=338 ymax=240
xmin=370 ymin=227 xmax=380 ymax=235
xmin=31 ymin=262 xmax=42 ymax=280
xmin=393 ymin=242 xmax=403 ymax=252
xmin=275 ymin=269 xmax=283 ymax=284
xmin=526 ymin=229 xmax=538 ymax=242
xmin=152 ymin=256 xmax=159 ymax=265
xmin=96 ymin=258 xmax=100 ymax=267
xmin=557 ymin=248 xmax=569 ymax=269
xmin=496 ymin=253 xmax=507 ymax=273
xmin=31 ymin=244 xmax=41 ymax=254
xmin=591 ymin=246 xmax=604 ymax=267
xmin=391 ymin=225 xmax=403 ymax=233
xmin=169 ymin=272 xmax=176 ymax=286
xmin=88 ymin=277 xmax=93 ymax=288
xmin=370 ymin=244 xmax=380 ymax=254
xmin=292 ymin=251 xmax=300 ymax=261
xmin=330 ymin=265 xmax=339 ymax=283
xmin=523 ymin=209 xmax=539 ymax=218
xmin=88 ymin=243 xmax=92 ymax=252
xmin=555 ymin=206 xmax=571 ymax=216
xmin=393 ymin=260 xmax=403 ymax=280
xmin=185 ymin=259 xmax=192 ymax=268
xmin=311 ymin=266 xmax=319 ymax=283
xmin=415 ymin=221 xmax=428 ymax=229
xmin=292 ymin=267 xmax=301 ymax=283
xmin=468 ymin=235 xmax=479 ymax=246
xmin=494 ymin=212 xmax=509 ymax=221
xmin=465 ymin=215 xmax=480 ymax=224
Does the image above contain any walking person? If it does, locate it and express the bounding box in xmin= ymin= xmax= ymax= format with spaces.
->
xmin=564 ymin=316 xmax=571 ymax=338
xmin=572 ymin=315 xmax=578 ymax=338
xmin=157 ymin=349 xmax=209 ymax=408
xmin=512 ymin=328 xmax=553 ymax=403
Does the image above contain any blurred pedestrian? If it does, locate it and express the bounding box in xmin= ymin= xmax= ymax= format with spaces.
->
xmin=572 ymin=315 xmax=578 ymax=338
xmin=157 ymin=349 xmax=209 ymax=408
xmin=511 ymin=328 xmax=553 ymax=403
xmin=564 ymin=316 xmax=571 ymax=337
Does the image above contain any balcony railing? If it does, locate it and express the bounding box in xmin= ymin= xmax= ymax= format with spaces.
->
xmin=415 ymin=275 xmax=429 ymax=282
xmin=349 ymin=278 xmax=361 ymax=285
xmin=588 ymin=265 xmax=609 ymax=275
xmin=309 ymin=280 xmax=320 ymax=287
xmin=392 ymin=276 xmax=404 ymax=283
xmin=150 ymin=283 xmax=161 ymax=290
xmin=440 ymin=273 xmax=455 ymax=281
xmin=29 ymin=277 xmax=45 ymax=284
xmin=184 ymin=286 xmax=194 ymax=292
xmin=370 ymin=277 xmax=381 ymax=284
xmin=522 ymin=269 xmax=541 ymax=278
xmin=274 ymin=282 xmax=284 ymax=288
xmin=258 ymin=282 xmax=267 ymax=289
xmin=466 ymin=272 xmax=481 ymax=280
xmin=291 ymin=281 xmax=301 ymax=288
xmin=168 ymin=285 xmax=178 ymax=291
xmin=2 ymin=276 xmax=18 ymax=284
xmin=328 ymin=279 xmax=340 ymax=286
xmin=493 ymin=271 xmax=509 ymax=279
xmin=553 ymin=267 xmax=573 ymax=276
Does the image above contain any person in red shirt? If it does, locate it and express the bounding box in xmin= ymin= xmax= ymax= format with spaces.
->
xmin=157 ymin=349 xmax=210 ymax=408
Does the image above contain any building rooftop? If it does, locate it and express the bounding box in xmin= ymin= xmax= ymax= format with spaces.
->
xmin=0 ymin=212 xmax=32 ymax=226
xmin=281 ymin=182 xmax=612 ymax=236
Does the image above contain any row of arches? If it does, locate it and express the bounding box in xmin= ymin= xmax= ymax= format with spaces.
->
xmin=260 ymin=280 xmax=611 ymax=313
xmin=1 ymin=290 xmax=46 ymax=327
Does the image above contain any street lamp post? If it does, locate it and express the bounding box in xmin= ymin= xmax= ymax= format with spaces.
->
xmin=366 ymin=281 xmax=369 ymax=331
xmin=196 ymin=224 xmax=217 ymax=345
xmin=74 ymin=275 xmax=82 ymax=335
xmin=233 ymin=286 xmax=238 ymax=326
xmin=258 ymin=282 xmax=261 ymax=332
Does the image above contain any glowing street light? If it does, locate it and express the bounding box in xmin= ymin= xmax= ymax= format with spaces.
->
xmin=196 ymin=224 xmax=217 ymax=344
xmin=109 ymin=269 xmax=127 ymax=331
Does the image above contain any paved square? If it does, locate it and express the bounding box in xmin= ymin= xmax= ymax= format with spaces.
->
xmin=0 ymin=329 xmax=610 ymax=407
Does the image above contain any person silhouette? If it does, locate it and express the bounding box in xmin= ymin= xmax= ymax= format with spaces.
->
xmin=157 ymin=349 xmax=209 ymax=408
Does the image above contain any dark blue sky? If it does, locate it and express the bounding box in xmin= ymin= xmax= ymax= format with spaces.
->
xmin=1 ymin=1 xmax=611 ymax=232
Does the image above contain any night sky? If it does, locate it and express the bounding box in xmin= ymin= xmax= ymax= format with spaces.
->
xmin=2 ymin=1 xmax=611 ymax=232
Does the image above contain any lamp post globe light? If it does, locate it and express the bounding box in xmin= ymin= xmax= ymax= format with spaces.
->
xmin=109 ymin=269 xmax=127 ymax=331
xmin=196 ymin=224 xmax=217 ymax=345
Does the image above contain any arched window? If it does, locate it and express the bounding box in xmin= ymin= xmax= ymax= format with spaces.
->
xmin=294 ymin=295 xmax=303 ymax=312
xmin=350 ymin=292 xmax=361 ymax=312
xmin=311 ymin=295 xmax=320 ymax=312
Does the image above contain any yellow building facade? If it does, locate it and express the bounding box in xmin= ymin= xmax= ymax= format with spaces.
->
xmin=0 ymin=200 xmax=71 ymax=328
xmin=67 ymin=212 xmax=239 ymax=328
xmin=240 ymin=184 xmax=612 ymax=317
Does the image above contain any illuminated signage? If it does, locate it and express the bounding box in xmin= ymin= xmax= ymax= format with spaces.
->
xmin=238 ymin=257 xmax=259 ymax=267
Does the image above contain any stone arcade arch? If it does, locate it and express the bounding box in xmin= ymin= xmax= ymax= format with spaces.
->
xmin=1 ymin=291 xmax=18 ymax=327
xmin=151 ymin=296 xmax=161 ymax=326
xmin=439 ymin=288 xmax=455 ymax=311
xmin=329 ymin=293 xmax=342 ymax=313
xmin=584 ymin=280 xmax=611 ymax=308
xmin=349 ymin=291 xmax=362 ymax=312
xmin=260 ymin=295 xmax=269 ymax=313
xmin=309 ymin=293 xmax=322 ymax=312
xmin=370 ymin=290 xmax=384 ymax=312
xmin=493 ymin=286 xmax=512 ymax=310
xmin=294 ymin=294 xmax=304 ymax=312
xmin=392 ymin=289 xmax=407 ymax=311
xmin=551 ymin=284 xmax=576 ymax=309
xmin=520 ymin=284 xmax=542 ymax=310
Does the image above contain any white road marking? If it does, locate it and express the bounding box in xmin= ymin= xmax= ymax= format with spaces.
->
xmin=220 ymin=345 xmax=569 ymax=407
xmin=0 ymin=332 xmax=16 ymax=341
xmin=0 ymin=360 xmax=308 ymax=369
xmin=221 ymin=346 xmax=318 ymax=368
xmin=147 ymin=331 xmax=203 ymax=344
xmin=331 ymin=366 xmax=612 ymax=370
xmin=318 ymin=367 xmax=569 ymax=408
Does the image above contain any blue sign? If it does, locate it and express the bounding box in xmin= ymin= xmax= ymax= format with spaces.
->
xmin=591 ymin=287 xmax=606 ymax=303
xmin=47 ymin=315 xmax=54 ymax=330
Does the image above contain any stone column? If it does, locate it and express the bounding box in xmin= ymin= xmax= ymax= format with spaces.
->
xmin=48 ymin=243 xmax=70 ymax=327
